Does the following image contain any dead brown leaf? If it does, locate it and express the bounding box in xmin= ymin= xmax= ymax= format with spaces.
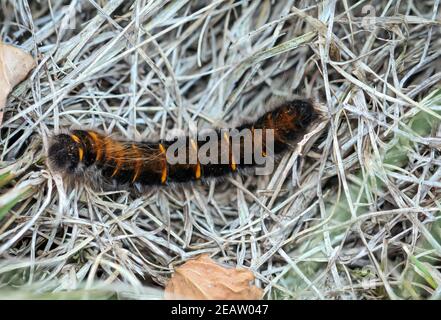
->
xmin=164 ymin=254 xmax=263 ymax=300
xmin=0 ymin=41 xmax=36 ymax=125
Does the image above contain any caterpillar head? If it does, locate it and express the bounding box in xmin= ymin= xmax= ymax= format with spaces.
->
xmin=47 ymin=134 xmax=80 ymax=174
xmin=289 ymin=99 xmax=318 ymax=128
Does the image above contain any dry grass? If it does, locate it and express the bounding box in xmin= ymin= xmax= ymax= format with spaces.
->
xmin=1 ymin=0 xmax=441 ymax=300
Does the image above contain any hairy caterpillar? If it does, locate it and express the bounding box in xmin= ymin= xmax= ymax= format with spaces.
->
xmin=47 ymin=99 xmax=318 ymax=192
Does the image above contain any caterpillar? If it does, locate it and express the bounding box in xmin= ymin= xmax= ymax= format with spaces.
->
xmin=47 ymin=99 xmax=318 ymax=192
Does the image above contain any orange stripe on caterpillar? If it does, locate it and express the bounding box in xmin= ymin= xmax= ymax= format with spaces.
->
xmin=70 ymin=134 xmax=81 ymax=144
xmin=69 ymin=134 xmax=84 ymax=162
xmin=87 ymin=131 xmax=103 ymax=161
xmin=195 ymin=162 xmax=201 ymax=179
xmin=158 ymin=143 xmax=167 ymax=184
xmin=190 ymin=138 xmax=201 ymax=179
xmin=78 ymin=147 xmax=84 ymax=162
